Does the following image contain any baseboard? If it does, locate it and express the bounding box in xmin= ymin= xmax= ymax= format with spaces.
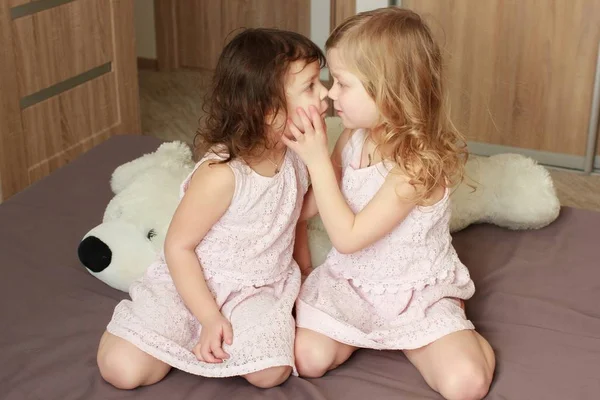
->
xmin=137 ymin=57 xmax=158 ymax=70
xmin=467 ymin=141 xmax=586 ymax=171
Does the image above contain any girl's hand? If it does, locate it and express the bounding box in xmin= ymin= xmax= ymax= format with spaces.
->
xmin=283 ymin=106 xmax=330 ymax=170
xmin=193 ymin=312 xmax=233 ymax=363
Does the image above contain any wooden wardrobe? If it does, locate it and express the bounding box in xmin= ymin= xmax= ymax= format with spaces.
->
xmin=402 ymin=0 xmax=600 ymax=173
xmin=0 ymin=0 xmax=141 ymax=202
xmin=155 ymin=0 xmax=311 ymax=71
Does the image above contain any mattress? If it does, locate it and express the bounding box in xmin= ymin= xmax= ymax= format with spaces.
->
xmin=1 ymin=135 xmax=599 ymax=399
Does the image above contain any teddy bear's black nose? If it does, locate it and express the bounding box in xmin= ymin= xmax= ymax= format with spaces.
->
xmin=78 ymin=236 xmax=112 ymax=273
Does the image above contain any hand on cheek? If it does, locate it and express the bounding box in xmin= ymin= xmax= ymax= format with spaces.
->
xmin=281 ymin=106 xmax=330 ymax=169
xmin=283 ymin=109 xmax=307 ymax=139
xmin=291 ymin=111 xmax=306 ymax=133
xmin=282 ymin=125 xmax=295 ymax=140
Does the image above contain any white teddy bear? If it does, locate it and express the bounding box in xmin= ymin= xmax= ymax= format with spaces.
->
xmin=77 ymin=141 xmax=195 ymax=292
xmin=78 ymin=118 xmax=560 ymax=292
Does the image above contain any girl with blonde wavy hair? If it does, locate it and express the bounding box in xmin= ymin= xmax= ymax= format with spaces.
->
xmin=283 ymin=8 xmax=495 ymax=400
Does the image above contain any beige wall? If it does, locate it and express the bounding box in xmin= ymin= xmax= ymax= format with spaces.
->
xmin=134 ymin=0 xmax=156 ymax=58
xmin=356 ymin=0 xmax=390 ymax=13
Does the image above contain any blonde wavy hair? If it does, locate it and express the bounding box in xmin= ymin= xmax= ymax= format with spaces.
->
xmin=326 ymin=7 xmax=468 ymax=204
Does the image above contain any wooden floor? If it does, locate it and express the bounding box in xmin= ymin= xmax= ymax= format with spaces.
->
xmin=138 ymin=68 xmax=600 ymax=213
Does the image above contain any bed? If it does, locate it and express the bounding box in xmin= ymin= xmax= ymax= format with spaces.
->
xmin=1 ymin=135 xmax=599 ymax=400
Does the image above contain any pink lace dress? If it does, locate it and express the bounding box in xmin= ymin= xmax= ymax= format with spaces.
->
xmin=107 ymin=149 xmax=308 ymax=377
xmin=296 ymin=129 xmax=475 ymax=350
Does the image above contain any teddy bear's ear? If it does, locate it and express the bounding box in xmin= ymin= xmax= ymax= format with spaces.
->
xmin=110 ymin=141 xmax=193 ymax=194
xmin=111 ymin=150 xmax=159 ymax=194
xmin=154 ymin=141 xmax=195 ymax=170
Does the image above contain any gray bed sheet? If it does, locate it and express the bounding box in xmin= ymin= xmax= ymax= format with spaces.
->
xmin=1 ymin=135 xmax=599 ymax=399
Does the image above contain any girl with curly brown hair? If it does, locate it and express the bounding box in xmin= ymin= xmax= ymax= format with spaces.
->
xmin=98 ymin=28 xmax=328 ymax=389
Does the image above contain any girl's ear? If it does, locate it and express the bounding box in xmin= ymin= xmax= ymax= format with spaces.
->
xmin=263 ymin=108 xmax=289 ymax=145
xmin=267 ymin=108 xmax=288 ymax=132
xmin=266 ymin=107 xmax=282 ymax=125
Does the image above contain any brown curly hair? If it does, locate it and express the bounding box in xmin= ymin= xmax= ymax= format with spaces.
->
xmin=327 ymin=8 xmax=468 ymax=204
xmin=194 ymin=28 xmax=325 ymax=162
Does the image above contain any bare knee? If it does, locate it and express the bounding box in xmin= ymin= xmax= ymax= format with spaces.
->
xmin=294 ymin=329 xmax=352 ymax=378
xmin=97 ymin=332 xmax=169 ymax=390
xmin=295 ymin=340 xmax=331 ymax=378
xmin=437 ymin=362 xmax=492 ymax=400
xmin=244 ymin=366 xmax=292 ymax=388
xmin=98 ymin=345 xmax=143 ymax=389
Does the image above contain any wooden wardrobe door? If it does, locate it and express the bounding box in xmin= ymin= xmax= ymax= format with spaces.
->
xmin=172 ymin=0 xmax=310 ymax=71
xmin=221 ymin=0 xmax=310 ymax=41
xmin=331 ymin=0 xmax=355 ymax=30
xmin=0 ymin=0 xmax=141 ymax=201
xmin=175 ymin=0 xmax=222 ymax=70
xmin=403 ymin=0 xmax=600 ymax=164
xmin=0 ymin=3 xmax=27 ymax=201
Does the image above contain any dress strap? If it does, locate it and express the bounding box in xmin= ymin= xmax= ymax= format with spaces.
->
xmin=179 ymin=150 xmax=245 ymax=203
xmin=341 ymin=129 xmax=366 ymax=169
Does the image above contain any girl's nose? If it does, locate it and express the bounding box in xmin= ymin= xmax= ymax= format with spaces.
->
xmin=328 ymin=86 xmax=337 ymax=100
xmin=319 ymin=82 xmax=329 ymax=100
